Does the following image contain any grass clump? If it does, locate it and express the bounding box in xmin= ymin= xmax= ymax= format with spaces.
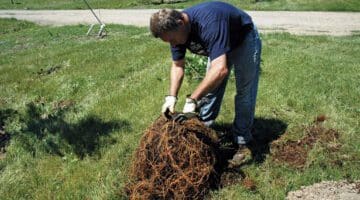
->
xmin=0 ymin=18 xmax=35 ymax=34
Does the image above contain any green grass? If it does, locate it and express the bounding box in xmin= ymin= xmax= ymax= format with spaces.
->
xmin=1 ymin=0 xmax=360 ymax=11
xmin=0 ymin=18 xmax=359 ymax=199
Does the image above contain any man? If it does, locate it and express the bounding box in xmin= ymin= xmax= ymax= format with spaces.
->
xmin=150 ymin=1 xmax=262 ymax=164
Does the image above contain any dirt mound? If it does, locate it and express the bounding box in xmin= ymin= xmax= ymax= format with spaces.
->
xmin=271 ymin=116 xmax=340 ymax=169
xmin=219 ymin=168 xmax=245 ymax=188
xmin=126 ymin=116 xmax=219 ymax=200
xmin=286 ymin=180 xmax=360 ymax=200
xmin=242 ymin=176 xmax=257 ymax=191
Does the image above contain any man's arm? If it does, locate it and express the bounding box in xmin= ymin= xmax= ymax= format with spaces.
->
xmin=190 ymin=54 xmax=229 ymax=100
xmin=169 ymin=59 xmax=185 ymax=97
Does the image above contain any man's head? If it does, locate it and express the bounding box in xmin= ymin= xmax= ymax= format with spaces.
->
xmin=150 ymin=9 xmax=190 ymax=46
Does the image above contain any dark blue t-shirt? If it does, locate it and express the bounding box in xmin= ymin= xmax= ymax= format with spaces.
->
xmin=171 ymin=1 xmax=253 ymax=61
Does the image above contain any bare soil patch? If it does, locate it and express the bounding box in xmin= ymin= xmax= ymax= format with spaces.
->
xmin=219 ymin=168 xmax=245 ymax=188
xmin=242 ymin=176 xmax=257 ymax=191
xmin=271 ymin=115 xmax=341 ymax=169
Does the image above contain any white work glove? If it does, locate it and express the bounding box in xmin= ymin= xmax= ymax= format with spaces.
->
xmin=182 ymin=97 xmax=197 ymax=113
xmin=161 ymin=95 xmax=177 ymax=114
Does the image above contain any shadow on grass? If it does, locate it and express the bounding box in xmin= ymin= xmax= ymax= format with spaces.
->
xmin=0 ymin=109 xmax=16 ymax=154
xmin=250 ymin=117 xmax=288 ymax=163
xmin=213 ymin=117 xmax=288 ymax=165
xmin=206 ymin=117 xmax=287 ymax=189
xmin=1 ymin=102 xmax=131 ymax=159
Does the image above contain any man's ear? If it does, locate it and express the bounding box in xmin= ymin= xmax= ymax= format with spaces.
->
xmin=176 ymin=19 xmax=185 ymax=26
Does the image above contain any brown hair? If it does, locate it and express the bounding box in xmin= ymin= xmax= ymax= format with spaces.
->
xmin=150 ymin=9 xmax=183 ymax=38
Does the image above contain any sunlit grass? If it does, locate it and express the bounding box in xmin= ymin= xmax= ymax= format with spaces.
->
xmin=0 ymin=18 xmax=359 ymax=199
xmin=1 ymin=0 xmax=360 ymax=11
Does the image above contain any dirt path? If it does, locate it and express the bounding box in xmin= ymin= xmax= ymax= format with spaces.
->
xmin=286 ymin=180 xmax=360 ymax=200
xmin=1 ymin=9 xmax=360 ymax=36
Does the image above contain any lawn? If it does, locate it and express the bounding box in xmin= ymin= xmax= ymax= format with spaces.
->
xmin=1 ymin=0 xmax=360 ymax=11
xmin=0 ymin=18 xmax=359 ymax=199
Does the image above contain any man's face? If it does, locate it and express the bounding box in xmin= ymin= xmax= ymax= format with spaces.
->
xmin=160 ymin=25 xmax=188 ymax=47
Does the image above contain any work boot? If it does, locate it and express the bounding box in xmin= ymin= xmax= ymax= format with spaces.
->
xmin=228 ymin=144 xmax=251 ymax=167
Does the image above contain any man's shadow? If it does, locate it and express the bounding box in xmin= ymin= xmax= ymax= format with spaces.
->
xmin=212 ymin=117 xmax=287 ymax=169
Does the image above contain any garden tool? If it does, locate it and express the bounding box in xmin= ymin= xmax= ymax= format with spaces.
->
xmin=83 ymin=0 xmax=106 ymax=37
xmin=163 ymin=96 xmax=209 ymax=123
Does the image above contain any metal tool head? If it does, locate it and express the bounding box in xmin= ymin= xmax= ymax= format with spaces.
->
xmin=163 ymin=109 xmax=198 ymax=123
xmin=172 ymin=112 xmax=198 ymax=123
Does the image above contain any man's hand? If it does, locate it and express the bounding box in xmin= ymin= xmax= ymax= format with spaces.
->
xmin=183 ymin=97 xmax=197 ymax=113
xmin=162 ymin=95 xmax=177 ymax=114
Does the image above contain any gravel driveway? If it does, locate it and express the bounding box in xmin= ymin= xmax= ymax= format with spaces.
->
xmin=1 ymin=9 xmax=360 ymax=36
